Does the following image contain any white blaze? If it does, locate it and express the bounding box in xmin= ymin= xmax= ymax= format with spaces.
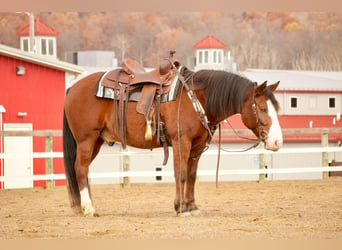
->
xmin=266 ymin=100 xmax=283 ymax=150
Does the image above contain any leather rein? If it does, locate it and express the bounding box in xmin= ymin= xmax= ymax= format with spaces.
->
xmin=170 ymin=61 xmax=269 ymax=187
xmin=172 ymin=62 xmax=268 ymax=149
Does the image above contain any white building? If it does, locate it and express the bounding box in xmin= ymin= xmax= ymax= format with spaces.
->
xmin=193 ymin=34 xmax=237 ymax=72
xmin=17 ymin=17 xmax=58 ymax=58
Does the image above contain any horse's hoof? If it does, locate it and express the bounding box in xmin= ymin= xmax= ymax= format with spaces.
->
xmin=82 ymin=204 xmax=96 ymax=217
xmin=71 ymin=205 xmax=82 ymax=214
xmin=177 ymin=211 xmax=192 ymax=217
xmin=190 ymin=208 xmax=202 ymax=217
xmin=83 ymin=211 xmax=98 ymax=217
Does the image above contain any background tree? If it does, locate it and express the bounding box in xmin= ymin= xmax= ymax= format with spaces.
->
xmin=1 ymin=11 xmax=341 ymax=71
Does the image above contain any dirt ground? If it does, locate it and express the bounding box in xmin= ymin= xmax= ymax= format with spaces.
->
xmin=0 ymin=178 xmax=341 ymax=239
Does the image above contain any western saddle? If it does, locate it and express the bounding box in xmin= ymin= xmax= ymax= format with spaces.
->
xmin=99 ymin=51 xmax=181 ymax=165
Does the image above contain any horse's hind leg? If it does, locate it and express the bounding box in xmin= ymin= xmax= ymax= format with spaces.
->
xmin=75 ymin=136 xmax=101 ymax=216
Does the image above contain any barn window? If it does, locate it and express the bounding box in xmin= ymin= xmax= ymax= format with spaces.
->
xmin=41 ymin=38 xmax=47 ymax=55
xmin=48 ymin=39 xmax=54 ymax=56
xmin=23 ymin=39 xmax=29 ymax=52
xmin=329 ymin=97 xmax=336 ymax=108
xmin=290 ymin=97 xmax=297 ymax=108
xmin=204 ymin=51 xmax=209 ymax=63
xmin=40 ymin=38 xmax=55 ymax=56
xmin=198 ymin=51 xmax=203 ymax=64
xmin=213 ymin=51 xmax=217 ymax=63
xmin=218 ymin=51 xmax=222 ymax=63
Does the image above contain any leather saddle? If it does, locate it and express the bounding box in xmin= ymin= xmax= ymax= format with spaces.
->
xmin=98 ymin=52 xmax=180 ymax=165
xmin=101 ymin=57 xmax=179 ymax=117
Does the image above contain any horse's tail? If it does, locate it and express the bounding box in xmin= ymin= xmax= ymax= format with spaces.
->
xmin=63 ymin=107 xmax=80 ymax=208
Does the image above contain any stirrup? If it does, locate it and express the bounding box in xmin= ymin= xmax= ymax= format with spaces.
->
xmin=145 ymin=120 xmax=153 ymax=141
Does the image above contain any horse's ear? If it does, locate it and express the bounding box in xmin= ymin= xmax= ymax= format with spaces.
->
xmin=268 ymin=81 xmax=280 ymax=92
xmin=255 ymin=81 xmax=267 ymax=96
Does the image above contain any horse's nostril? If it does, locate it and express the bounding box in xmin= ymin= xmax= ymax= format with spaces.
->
xmin=275 ymin=139 xmax=283 ymax=148
xmin=266 ymin=140 xmax=281 ymax=151
xmin=274 ymin=140 xmax=283 ymax=151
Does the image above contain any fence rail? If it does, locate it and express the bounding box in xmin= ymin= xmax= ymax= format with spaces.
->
xmin=1 ymin=146 xmax=342 ymax=159
xmin=0 ymin=128 xmax=342 ymax=187
xmin=1 ymin=166 xmax=342 ymax=182
xmin=1 ymin=128 xmax=342 ymax=137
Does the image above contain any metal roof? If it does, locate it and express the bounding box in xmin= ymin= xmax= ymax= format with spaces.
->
xmin=0 ymin=43 xmax=84 ymax=74
xmin=241 ymin=69 xmax=342 ymax=92
xmin=193 ymin=34 xmax=226 ymax=49
xmin=17 ymin=17 xmax=59 ymax=36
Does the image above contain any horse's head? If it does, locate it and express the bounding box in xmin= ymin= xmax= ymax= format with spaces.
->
xmin=241 ymin=81 xmax=283 ymax=151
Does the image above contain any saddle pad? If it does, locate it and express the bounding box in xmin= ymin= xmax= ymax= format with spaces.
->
xmin=94 ymin=66 xmax=182 ymax=102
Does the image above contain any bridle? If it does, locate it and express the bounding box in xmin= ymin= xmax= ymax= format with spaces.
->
xmin=169 ymin=55 xmax=271 ymax=188
xmin=251 ymin=92 xmax=269 ymax=144
xmin=221 ymin=85 xmax=270 ymax=150
xmin=171 ymin=60 xmax=270 ymax=151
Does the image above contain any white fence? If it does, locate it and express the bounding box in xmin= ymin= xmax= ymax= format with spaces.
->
xmin=0 ymin=128 xmax=342 ymax=187
xmin=0 ymin=146 xmax=342 ymax=183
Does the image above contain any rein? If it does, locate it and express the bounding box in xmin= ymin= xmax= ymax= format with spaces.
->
xmin=214 ymin=89 xmax=270 ymax=187
xmin=172 ymin=66 xmax=214 ymax=139
xmin=215 ymin=88 xmax=269 ymax=153
xmin=170 ymin=59 xmax=268 ymax=189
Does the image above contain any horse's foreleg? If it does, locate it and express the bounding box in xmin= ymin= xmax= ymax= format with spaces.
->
xmin=172 ymin=138 xmax=191 ymax=215
xmin=75 ymin=138 xmax=99 ymax=216
xmin=185 ymin=157 xmax=201 ymax=216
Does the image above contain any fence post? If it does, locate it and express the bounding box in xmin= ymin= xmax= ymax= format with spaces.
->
xmin=122 ymin=150 xmax=130 ymax=188
xmin=321 ymin=129 xmax=329 ymax=179
xmin=258 ymin=143 xmax=266 ymax=183
xmin=45 ymin=135 xmax=54 ymax=189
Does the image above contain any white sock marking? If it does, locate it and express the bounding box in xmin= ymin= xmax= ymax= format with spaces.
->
xmin=80 ymin=187 xmax=95 ymax=216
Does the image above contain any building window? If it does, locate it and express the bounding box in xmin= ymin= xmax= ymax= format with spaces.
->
xmin=204 ymin=51 xmax=208 ymax=63
xmin=23 ymin=38 xmax=29 ymax=52
xmin=198 ymin=51 xmax=203 ymax=64
xmin=48 ymin=39 xmax=54 ymax=56
xmin=213 ymin=51 xmax=217 ymax=63
xmin=290 ymin=97 xmax=297 ymax=108
xmin=41 ymin=38 xmax=47 ymax=55
xmin=40 ymin=38 xmax=55 ymax=56
xmin=329 ymin=97 xmax=336 ymax=108
xmin=218 ymin=51 xmax=222 ymax=63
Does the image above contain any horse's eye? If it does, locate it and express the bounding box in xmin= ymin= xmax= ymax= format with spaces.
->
xmin=260 ymin=107 xmax=267 ymax=113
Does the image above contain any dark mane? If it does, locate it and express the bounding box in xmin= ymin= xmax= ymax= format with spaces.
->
xmin=182 ymin=67 xmax=255 ymax=118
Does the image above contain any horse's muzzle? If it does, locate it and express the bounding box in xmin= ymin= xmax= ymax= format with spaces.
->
xmin=265 ymin=139 xmax=282 ymax=151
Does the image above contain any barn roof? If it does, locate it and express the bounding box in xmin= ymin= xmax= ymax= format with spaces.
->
xmin=0 ymin=43 xmax=84 ymax=74
xmin=241 ymin=69 xmax=342 ymax=92
xmin=193 ymin=34 xmax=226 ymax=49
xmin=17 ymin=17 xmax=59 ymax=36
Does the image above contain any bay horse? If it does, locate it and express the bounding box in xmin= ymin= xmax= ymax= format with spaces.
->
xmin=63 ymin=62 xmax=283 ymax=217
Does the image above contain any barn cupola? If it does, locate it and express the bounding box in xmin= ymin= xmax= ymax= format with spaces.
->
xmin=193 ymin=34 xmax=226 ymax=71
xmin=17 ymin=17 xmax=59 ymax=58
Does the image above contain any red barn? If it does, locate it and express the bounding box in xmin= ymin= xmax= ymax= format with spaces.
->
xmin=0 ymin=43 xmax=84 ymax=189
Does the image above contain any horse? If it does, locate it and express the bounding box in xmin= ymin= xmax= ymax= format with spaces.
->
xmin=63 ymin=61 xmax=283 ymax=217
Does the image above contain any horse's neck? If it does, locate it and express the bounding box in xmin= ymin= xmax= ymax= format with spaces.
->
xmin=205 ymin=83 xmax=251 ymax=126
xmin=195 ymin=90 xmax=236 ymax=126
xmin=211 ymin=110 xmax=238 ymax=126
